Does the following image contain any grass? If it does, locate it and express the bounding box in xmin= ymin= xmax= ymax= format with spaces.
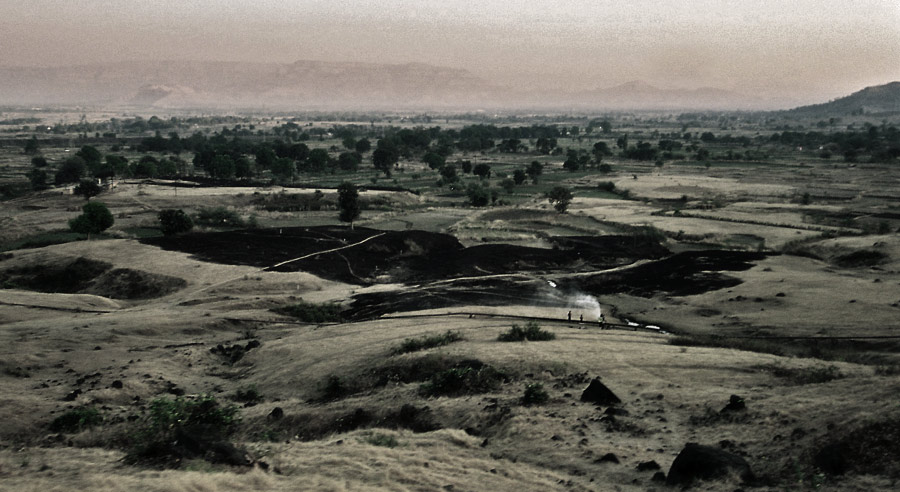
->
xmin=272 ymin=301 xmax=344 ymax=323
xmin=498 ymin=322 xmax=556 ymax=342
xmin=669 ymin=334 xmax=900 ymax=366
xmin=0 ymin=230 xmax=98 ymax=251
xmin=761 ymin=364 xmax=844 ymax=385
xmin=391 ymin=330 xmax=463 ymax=355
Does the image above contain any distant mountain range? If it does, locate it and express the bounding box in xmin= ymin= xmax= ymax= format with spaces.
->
xmin=786 ymin=81 xmax=900 ymax=116
xmin=0 ymin=60 xmax=895 ymax=112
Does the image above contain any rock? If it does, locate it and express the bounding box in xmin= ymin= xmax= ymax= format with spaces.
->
xmin=604 ymin=407 xmax=629 ymax=416
xmin=268 ymin=407 xmax=284 ymax=420
xmin=63 ymin=389 xmax=82 ymax=401
xmin=721 ymin=395 xmax=746 ymax=412
xmin=580 ymin=378 xmax=621 ymax=406
xmin=111 ymin=380 xmax=123 ymax=389
xmin=651 ymin=471 xmax=666 ymax=482
xmin=596 ymin=453 xmax=619 ymax=464
xmin=814 ymin=442 xmax=847 ymax=476
xmin=637 ymin=460 xmax=661 ymax=471
xmin=666 ymin=442 xmax=754 ymax=486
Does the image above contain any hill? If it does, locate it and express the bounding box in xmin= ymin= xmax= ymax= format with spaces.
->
xmin=786 ymin=81 xmax=900 ymax=116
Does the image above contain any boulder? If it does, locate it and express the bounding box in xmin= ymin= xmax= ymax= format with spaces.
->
xmin=721 ymin=394 xmax=746 ymax=412
xmin=666 ymin=442 xmax=754 ymax=486
xmin=580 ymin=378 xmax=621 ymax=406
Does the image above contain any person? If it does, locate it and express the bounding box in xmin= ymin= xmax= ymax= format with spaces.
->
xmin=579 ymin=314 xmax=583 ymax=323
xmin=599 ymin=313 xmax=606 ymax=329
xmin=567 ymin=310 xmax=572 ymax=321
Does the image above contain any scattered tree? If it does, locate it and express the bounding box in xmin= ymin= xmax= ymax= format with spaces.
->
xmin=55 ymin=156 xmax=87 ymax=185
xmin=337 ymin=182 xmax=361 ymax=228
xmin=23 ymin=136 xmax=39 ymax=154
xmin=31 ymin=156 xmax=48 ymax=168
xmin=74 ymin=179 xmax=102 ymax=200
xmin=472 ymin=163 xmax=492 ymax=179
xmin=69 ymin=201 xmax=114 ymax=237
xmin=525 ymin=161 xmax=543 ymax=184
xmin=27 ymin=168 xmax=49 ymax=191
xmin=513 ymin=169 xmax=527 ymax=185
xmin=158 ymin=209 xmax=194 ymax=236
xmin=547 ymin=186 xmax=573 ymax=213
xmin=466 ymin=183 xmax=491 ymax=207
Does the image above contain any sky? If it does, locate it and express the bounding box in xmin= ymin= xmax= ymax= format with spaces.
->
xmin=1 ymin=0 xmax=898 ymax=101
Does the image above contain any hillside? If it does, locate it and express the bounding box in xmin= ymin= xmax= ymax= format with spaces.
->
xmin=786 ymin=81 xmax=900 ymax=116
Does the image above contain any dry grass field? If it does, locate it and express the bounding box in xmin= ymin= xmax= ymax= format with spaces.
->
xmin=1 ymin=111 xmax=899 ymax=491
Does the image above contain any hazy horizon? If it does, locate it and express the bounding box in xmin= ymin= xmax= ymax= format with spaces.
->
xmin=1 ymin=0 xmax=898 ymax=105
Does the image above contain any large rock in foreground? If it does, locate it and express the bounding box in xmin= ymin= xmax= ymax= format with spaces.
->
xmin=666 ymin=442 xmax=754 ymax=486
xmin=580 ymin=378 xmax=621 ymax=406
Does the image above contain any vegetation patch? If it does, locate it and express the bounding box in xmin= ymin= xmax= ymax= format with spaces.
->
xmin=391 ymin=330 xmax=463 ymax=355
xmin=758 ymin=364 xmax=843 ymax=385
xmin=49 ymin=406 xmax=102 ymax=433
xmin=521 ymin=382 xmax=550 ymax=405
xmin=194 ymin=207 xmax=247 ymax=228
xmin=833 ymin=249 xmax=888 ymax=268
xmin=273 ymin=301 xmax=345 ymax=323
xmin=498 ymin=322 xmax=556 ymax=342
xmin=127 ymin=395 xmax=244 ymax=467
xmin=419 ymin=363 xmax=506 ymax=397
xmin=362 ymin=432 xmax=400 ymax=448
xmin=670 ymin=334 xmax=900 ymax=365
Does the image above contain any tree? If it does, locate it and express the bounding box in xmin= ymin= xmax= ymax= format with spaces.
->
xmin=525 ymin=161 xmax=543 ymax=184
xmin=270 ymin=157 xmax=296 ymax=183
xmin=466 ymin=183 xmax=491 ymax=207
xmin=372 ymin=147 xmax=398 ymax=177
xmin=74 ymin=179 xmax=102 ymax=200
xmin=338 ymin=152 xmax=362 ymax=171
xmin=24 ymin=136 xmax=39 ymax=155
xmin=158 ymin=209 xmax=194 ymax=236
xmin=513 ymin=169 xmax=527 ymax=185
xmin=337 ymin=182 xmax=361 ymax=228
xmin=355 ymin=138 xmax=371 ymax=154
xmin=132 ymin=156 xmax=159 ymax=178
xmin=439 ymin=164 xmax=459 ymax=184
xmin=342 ymin=136 xmax=357 ymax=150
xmin=69 ymin=201 xmax=114 ymax=237
xmin=472 ymin=163 xmax=492 ymax=179
xmin=55 ymin=156 xmax=87 ymax=185
xmin=500 ymin=178 xmax=516 ymax=194
xmin=422 ymin=152 xmax=445 ymax=170
xmin=31 ymin=156 xmax=48 ymax=168
xmin=547 ymin=186 xmax=573 ymax=213
xmin=27 ymin=169 xmax=48 ymax=191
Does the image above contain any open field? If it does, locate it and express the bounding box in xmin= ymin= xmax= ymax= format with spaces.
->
xmin=1 ymin=109 xmax=899 ymax=490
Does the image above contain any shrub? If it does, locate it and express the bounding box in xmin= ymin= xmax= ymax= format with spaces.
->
xmin=498 ymin=322 xmax=555 ymax=342
xmin=363 ymin=433 xmax=400 ymax=448
xmin=158 ymin=209 xmax=194 ymax=236
xmin=128 ymin=395 xmax=239 ymax=463
xmin=233 ymin=385 xmax=263 ymax=405
xmin=194 ymin=207 xmax=245 ymax=228
xmin=521 ymin=382 xmax=549 ymax=405
xmin=272 ymin=301 xmax=344 ymax=323
xmin=392 ymin=331 xmax=463 ymax=355
xmin=319 ymin=375 xmax=347 ymax=401
xmin=419 ymin=363 xmax=506 ymax=397
xmin=49 ymin=406 xmax=102 ymax=433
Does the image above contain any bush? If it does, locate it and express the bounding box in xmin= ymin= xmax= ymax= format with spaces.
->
xmin=363 ymin=433 xmax=400 ymax=448
xmin=419 ymin=363 xmax=506 ymax=397
xmin=128 ymin=395 xmax=239 ymax=464
xmin=158 ymin=209 xmax=194 ymax=236
xmin=194 ymin=207 xmax=245 ymax=228
xmin=69 ymin=201 xmax=114 ymax=235
xmin=49 ymin=406 xmax=102 ymax=433
xmin=392 ymin=331 xmax=463 ymax=355
xmin=521 ymin=382 xmax=549 ymax=405
xmin=498 ymin=322 xmax=555 ymax=342
xmin=272 ymin=301 xmax=344 ymax=323
xmin=233 ymin=385 xmax=263 ymax=405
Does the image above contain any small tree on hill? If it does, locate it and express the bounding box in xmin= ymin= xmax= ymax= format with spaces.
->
xmin=547 ymin=186 xmax=573 ymax=213
xmin=337 ymin=182 xmax=361 ymax=229
xmin=158 ymin=209 xmax=194 ymax=236
xmin=69 ymin=202 xmax=114 ymax=238
xmin=74 ymin=179 xmax=102 ymax=200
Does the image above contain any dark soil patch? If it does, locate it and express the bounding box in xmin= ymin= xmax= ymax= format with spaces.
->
xmin=346 ymin=250 xmax=766 ymax=319
xmin=142 ymin=226 xmax=669 ymax=285
xmin=0 ymin=256 xmax=185 ymax=300
xmin=810 ymin=418 xmax=900 ymax=478
xmin=833 ymin=249 xmax=888 ymax=268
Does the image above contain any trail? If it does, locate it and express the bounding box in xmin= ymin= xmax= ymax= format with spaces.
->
xmin=264 ymin=232 xmax=387 ymax=271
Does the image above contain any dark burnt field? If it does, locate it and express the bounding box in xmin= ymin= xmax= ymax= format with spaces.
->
xmin=142 ymin=226 xmax=671 ymax=284
xmin=144 ymin=226 xmax=765 ymax=319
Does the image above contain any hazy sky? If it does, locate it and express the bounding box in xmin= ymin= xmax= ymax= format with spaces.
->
xmin=1 ymin=0 xmax=898 ymax=100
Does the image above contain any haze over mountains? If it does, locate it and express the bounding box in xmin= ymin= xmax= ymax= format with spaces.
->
xmin=0 ymin=60 xmax=895 ymax=112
